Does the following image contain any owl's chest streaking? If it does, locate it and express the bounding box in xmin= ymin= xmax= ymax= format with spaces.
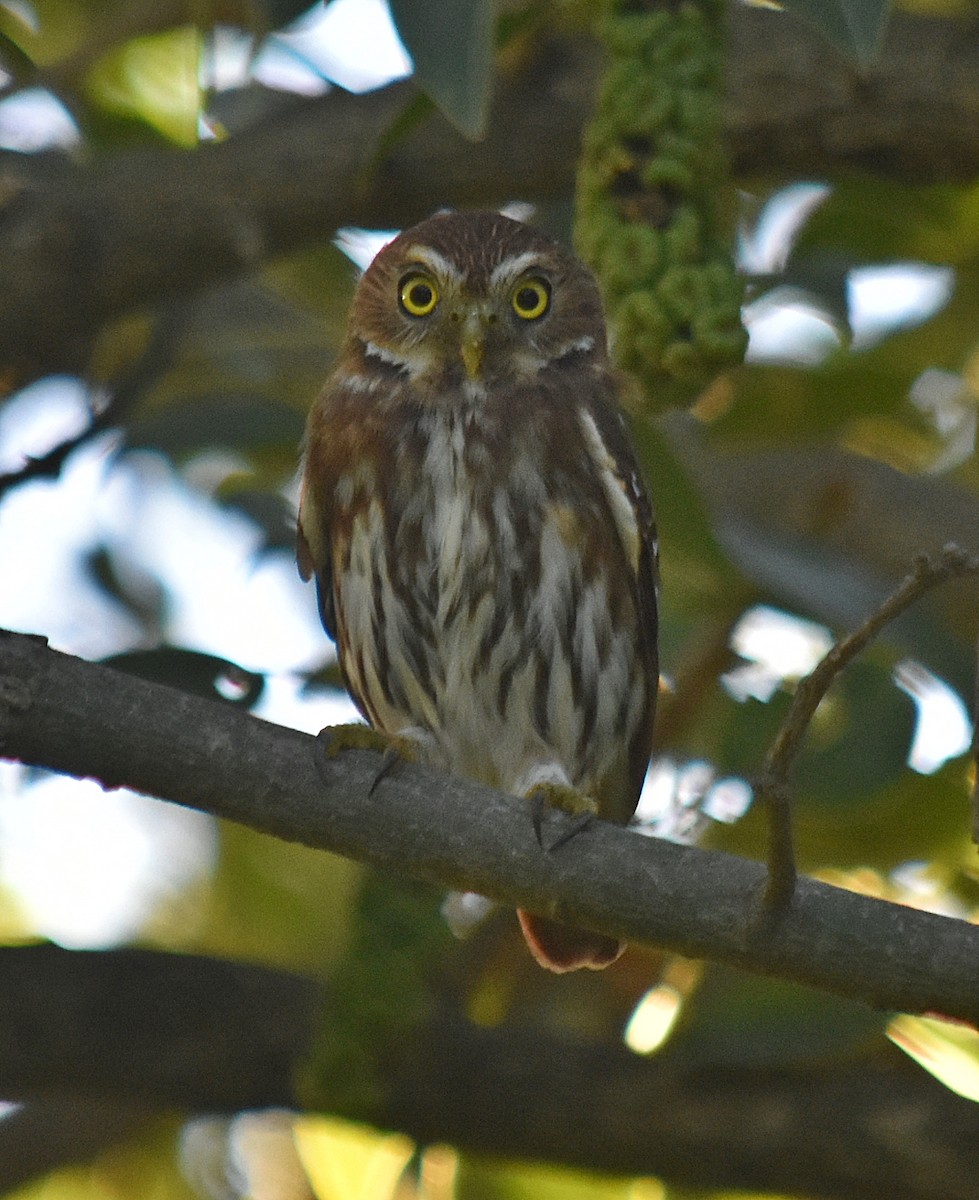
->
xmin=307 ymin=386 xmax=651 ymax=819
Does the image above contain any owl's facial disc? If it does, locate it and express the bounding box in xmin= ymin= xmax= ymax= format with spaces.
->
xmin=455 ymin=273 xmax=552 ymax=381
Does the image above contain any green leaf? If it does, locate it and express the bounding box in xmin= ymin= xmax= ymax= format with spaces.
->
xmin=388 ymin=0 xmax=493 ymax=139
xmin=715 ymin=660 xmax=915 ymax=804
xmin=777 ymin=0 xmax=891 ymax=64
xmin=85 ymin=545 xmax=165 ymax=632
xmin=0 ymin=28 xmax=36 ymax=84
xmin=85 ymin=25 xmax=202 ymax=147
xmin=261 ymin=0 xmax=322 ymax=27
xmin=669 ymin=963 xmax=888 ymax=1068
xmin=890 ymin=1014 xmax=979 ymax=1102
xmin=219 ymin=487 xmax=297 ymax=554
xmin=101 ymin=647 xmax=265 ymax=707
xmin=125 ymin=395 xmax=305 ymax=461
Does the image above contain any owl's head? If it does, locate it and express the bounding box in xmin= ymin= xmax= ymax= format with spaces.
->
xmin=347 ymin=211 xmax=608 ymax=393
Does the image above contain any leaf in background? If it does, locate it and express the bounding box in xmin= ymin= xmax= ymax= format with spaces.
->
xmin=85 ymin=25 xmax=202 ymax=147
xmin=667 ymin=423 xmax=979 ymax=694
xmin=388 ymin=0 xmax=493 ymax=139
xmin=668 ymin=962 xmax=888 ymax=1068
xmin=125 ymin=395 xmax=305 ymax=463
xmin=219 ymin=487 xmax=297 ymax=555
xmin=197 ymin=820 xmax=363 ymax=972
xmin=889 ymin=1013 xmax=979 ymax=1101
xmin=754 ymin=248 xmax=856 ymax=342
xmin=102 ymin=647 xmax=265 ymax=708
xmin=138 ymin=275 xmax=339 ymax=426
xmin=716 ymin=745 xmax=970 ymax=876
xmin=0 ymin=27 xmax=36 ymax=85
xmin=792 ymin=659 xmax=917 ymax=802
xmin=260 ymin=0 xmax=323 ymax=28
xmin=85 ymin=545 xmax=166 ymax=636
xmin=798 ymin=176 xmax=979 ymax=266
xmin=776 ymin=0 xmax=891 ymax=64
xmin=294 ymin=1116 xmax=413 ymax=1200
xmin=455 ymin=1156 xmax=652 ymax=1200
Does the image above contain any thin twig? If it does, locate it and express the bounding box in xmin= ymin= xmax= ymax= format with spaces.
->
xmin=0 ymin=308 xmax=181 ymax=501
xmin=972 ymin=628 xmax=979 ymax=844
xmin=758 ymin=543 xmax=979 ymax=911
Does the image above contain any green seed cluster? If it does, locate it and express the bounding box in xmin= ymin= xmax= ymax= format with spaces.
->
xmin=575 ymin=0 xmax=747 ymax=411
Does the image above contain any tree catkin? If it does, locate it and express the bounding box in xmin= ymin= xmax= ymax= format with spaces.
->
xmin=575 ymin=0 xmax=747 ymax=411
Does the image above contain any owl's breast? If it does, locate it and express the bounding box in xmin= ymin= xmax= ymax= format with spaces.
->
xmin=331 ymin=401 xmax=648 ymax=813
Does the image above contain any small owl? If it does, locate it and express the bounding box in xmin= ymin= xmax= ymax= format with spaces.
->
xmin=298 ymin=211 xmax=658 ymax=972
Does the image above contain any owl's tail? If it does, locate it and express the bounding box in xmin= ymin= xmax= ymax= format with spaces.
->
xmin=517 ymin=909 xmax=624 ymax=973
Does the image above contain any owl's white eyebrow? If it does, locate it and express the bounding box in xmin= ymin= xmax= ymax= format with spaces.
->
xmin=489 ymin=251 xmax=542 ymax=286
xmin=404 ymin=245 xmax=464 ymax=282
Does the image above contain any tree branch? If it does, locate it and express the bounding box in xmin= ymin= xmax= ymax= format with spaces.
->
xmin=0 ymin=943 xmax=318 ymax=1110
xmin=2 ymin=945 xmax=979 ymax=1199
xmin=1 ymin=628 xmax=978 ymax=1026
xmin=394 ymin=1015 xmax=979 ymax=1200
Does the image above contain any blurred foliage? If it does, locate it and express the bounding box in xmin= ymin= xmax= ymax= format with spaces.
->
xmin=387 ymin=0 xmax=493 ymax=139
xmin=7 ymin=1118 xmax=197 ymax=1200
xmin=303 ymin=873 xmax=459 ymax=1118
xmin=101 ymin=647 xmax=266 ymax=705
xmin=575 ymin=0 xmax=748 ymax=409
xmin=664 ymin=963 xmax=888 ymax=1068
xmin=85 ymin=24 xmax=202 ymax=146
xmin=777 ymin=0 xmax=891 ymax=62
xmin=1 ymin=0 xmax=978 ymax=1198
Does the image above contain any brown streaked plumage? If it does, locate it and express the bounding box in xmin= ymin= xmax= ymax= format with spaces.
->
xmin=298 ymin=211 xmax=658 ymax=972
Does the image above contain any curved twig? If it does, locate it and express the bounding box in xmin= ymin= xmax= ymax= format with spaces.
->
xmin=759 ymin=544 xmax=979 ymax=909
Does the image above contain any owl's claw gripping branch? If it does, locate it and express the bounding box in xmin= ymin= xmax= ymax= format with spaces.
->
xmin=547 ymin=811 xmax=596 ymax=854
xmin=531 ymin=792 xmax=546 ymax=849
xmin=527 ymin=783 xmax=599 ymax=853
xmin=313 ymin=724 xmax=418 ymax=796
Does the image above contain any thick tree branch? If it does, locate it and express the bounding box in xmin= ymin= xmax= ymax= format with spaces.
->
xmin=3 ymin=945 xmax=979 ymax=1199
xmin=395 ymin=1016 xmax=979 ymax=1200
xmin=1 ymin=628 xmax=978 ymax=1026
xmin=0 ymin=943 xmax=317 ymax=1110
xmin=0 ymin=944 xmax=317 ymax=1192
xmin=2 ymin=9 xmax=979 ymax=383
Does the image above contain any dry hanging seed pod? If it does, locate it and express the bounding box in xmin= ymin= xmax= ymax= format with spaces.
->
xmin=575 ymin=0 xmax=747 ymax=411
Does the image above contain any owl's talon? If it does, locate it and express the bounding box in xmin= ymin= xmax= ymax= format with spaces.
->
xmin=526 ymin=783 xmax=597 ymax=852
xmin=369 ymin=743 xmax=404 ymax=796
xmin=547 ymin=811 xmax=594 ymax=853
xmin=317 ymin=722 xmax=391 ymax=756
xmin=313 ymin=723 xmax=418 ymax=796
xmin=312 ymin=729 xmax=334 ymax=785
xmin=531 ymin=792 xmax=546 ymax=848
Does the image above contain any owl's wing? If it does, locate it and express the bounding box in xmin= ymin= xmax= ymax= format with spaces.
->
xmin=297 ymin=388 xmax=340 ymax=642
xmin=296 ymin=515 xmax=337 ymax=641
xmin=582 ymin=384 xmax=659 ymax=814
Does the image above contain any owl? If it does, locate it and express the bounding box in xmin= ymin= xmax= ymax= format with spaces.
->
xmin=298 ymin=211 xmax=658 ymax=972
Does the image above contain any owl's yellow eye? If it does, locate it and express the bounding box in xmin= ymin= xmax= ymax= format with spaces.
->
xmin=398 ymin=272 xmax=439 ymax=317
xmin=511 ymin=277 xmax=551 ymax=321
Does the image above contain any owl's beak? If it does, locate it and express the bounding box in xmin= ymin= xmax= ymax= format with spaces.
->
xmin=459 ymin=309 xmax=489 ymax=381
xmin=461 ymin=336 xmax=484 ymax=381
